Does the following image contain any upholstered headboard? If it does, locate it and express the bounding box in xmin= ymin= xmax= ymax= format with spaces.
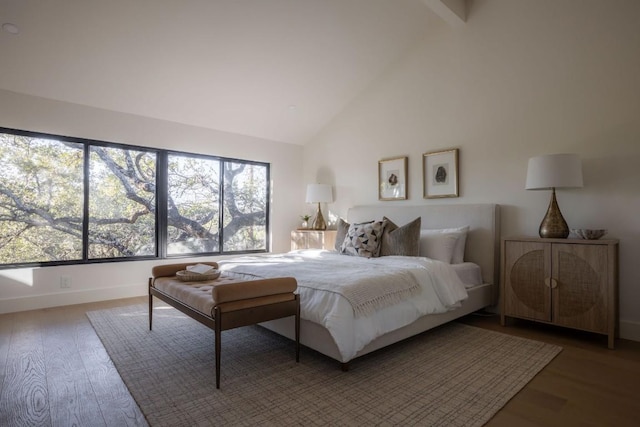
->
xmin=347 ymin=204 xmax=501 ymax=289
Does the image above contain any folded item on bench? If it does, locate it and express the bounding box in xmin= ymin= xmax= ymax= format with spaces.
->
xmin=152 ymin=262 xmax=219 ymax=280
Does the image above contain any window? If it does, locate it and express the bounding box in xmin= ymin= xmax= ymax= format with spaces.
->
xmin=0 ymin=128 xmax=270 ymax=268
xmin=222 ymin=161 xmax=268 ymax=252
xmin=89 ymin=146 xmax=157 ymax=259
xmin=167 ymin=154 xmax=220 ymax=255
xmin=0 ymin=132 xmax=84 ymax=264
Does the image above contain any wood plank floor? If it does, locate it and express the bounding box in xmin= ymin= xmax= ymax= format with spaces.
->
xmin=460 ymin=312 xmax=640 ymax=426
xmin=0 ymin=298 xmax=148 ymax=427
xmin=1 ymin=297 xmax=639 ymax=426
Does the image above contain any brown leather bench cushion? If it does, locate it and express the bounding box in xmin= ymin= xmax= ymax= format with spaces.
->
xmin=151 ymin=263 xmax=296 ymax=316
xmin=212 ymin=277 xmax=296 ymax=303
xmin=216 ymin=293 xmax=296 ymax=313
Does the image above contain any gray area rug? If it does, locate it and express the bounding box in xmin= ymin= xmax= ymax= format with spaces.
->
xmin=87 ymin=304 xmax=561 ymax=426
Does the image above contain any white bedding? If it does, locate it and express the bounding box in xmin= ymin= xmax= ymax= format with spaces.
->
xmin=218 ymin=250 xmax=468 ymax=361
xmin=451 ymin=262 xmax=483 ymax=288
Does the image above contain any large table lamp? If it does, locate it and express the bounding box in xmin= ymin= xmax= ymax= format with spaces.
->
xmin=525 ymin=153 xmax=583 ymax=238
xmin=305 ymin=184 xmax=332 ymax=230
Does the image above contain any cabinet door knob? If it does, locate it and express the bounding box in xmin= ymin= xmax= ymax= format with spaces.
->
xmin=544 ymin=278 xmax=558 ymax=288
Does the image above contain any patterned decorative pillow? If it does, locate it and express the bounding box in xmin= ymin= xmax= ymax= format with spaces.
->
xmin=378 ymin=216 xmax=421 ymax=257
xmin=341 ymin=220 xmax=387 ymax=258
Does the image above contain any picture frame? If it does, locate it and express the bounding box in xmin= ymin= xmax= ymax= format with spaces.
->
xmin=423 ymin=149 xmax=459 ymax=198
xmin=378 ymin=156 xmax=407 ymax=201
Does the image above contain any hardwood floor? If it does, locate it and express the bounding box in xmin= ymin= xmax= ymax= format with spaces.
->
xmin=1 ymin=297 xmax=639 ymax=426
xmin=0 ymin=298 xmax=148 ymax=427
xmin=460 ymin=312 xmax=640 ymax=427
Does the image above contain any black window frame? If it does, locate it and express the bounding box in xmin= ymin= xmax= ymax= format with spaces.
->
xmin=0 ymin=127 xmax=271 ymax=270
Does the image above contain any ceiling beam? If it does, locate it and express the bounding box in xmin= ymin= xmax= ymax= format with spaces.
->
xmin=422 ymin=0 xmax=467 ymax=27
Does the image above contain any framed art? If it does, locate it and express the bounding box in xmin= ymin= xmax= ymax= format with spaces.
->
xmin=423 ymin=148 xmax=459 ymax=198
xmin=378 ymin=156 xmax=407 ymax=201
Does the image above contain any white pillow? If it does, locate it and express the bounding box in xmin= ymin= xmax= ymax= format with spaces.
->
xmin=419 ymin=231 xmax=459 ymax=263
xmin=419 ymin=226 xmax=469 ymax=264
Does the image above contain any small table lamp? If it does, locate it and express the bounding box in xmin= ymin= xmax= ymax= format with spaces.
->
xmin=525 ymin=153 xmax=583 ymax=238
xmin=305 ymin=184 xmax=333 ymax=230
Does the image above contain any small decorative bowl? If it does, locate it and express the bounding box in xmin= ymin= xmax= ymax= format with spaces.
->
xmin=571 ymin=229 xmax=607 ymax=240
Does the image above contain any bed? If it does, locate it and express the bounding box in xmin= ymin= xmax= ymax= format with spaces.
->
xmin=223 ymin=203 xmax=500 ymax=368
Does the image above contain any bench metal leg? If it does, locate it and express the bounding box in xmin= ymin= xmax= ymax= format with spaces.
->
xmin=215 ymin=308 xmax=222 ymax=389
xmin=148 ymin=279 xmax=153 ymax=331
xmin=295 ymin=297 xmax=300 ymax=363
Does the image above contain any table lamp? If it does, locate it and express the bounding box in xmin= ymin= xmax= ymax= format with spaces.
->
xmin=305 ymin=184 xmax=332 ymax=230
xmin=525 ymin=153 xmax=583 ymax=238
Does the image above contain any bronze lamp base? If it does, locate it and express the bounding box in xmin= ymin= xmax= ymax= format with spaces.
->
xmin=311 ymin=202 xmax=327 ymax=230
xmin=538 ymin=188 xmax=569 ymax=238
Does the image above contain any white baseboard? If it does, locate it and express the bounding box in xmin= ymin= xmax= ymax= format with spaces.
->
xmin=0 ymin=284 xmax=147 ymax=314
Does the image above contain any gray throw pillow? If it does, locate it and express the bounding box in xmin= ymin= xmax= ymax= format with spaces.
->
xmin=335 ymin=217 xmax=350 ymax=252
xmin=378 ymin=216 xmax=421 ymax=257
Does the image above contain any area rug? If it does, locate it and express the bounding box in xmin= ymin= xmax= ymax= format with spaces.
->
xmin=87 ymin=304 xmax=561 ymax=427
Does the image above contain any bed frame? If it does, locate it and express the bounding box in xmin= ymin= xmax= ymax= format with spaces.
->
xmin=261 ymin=203 xmax=500 ymax=368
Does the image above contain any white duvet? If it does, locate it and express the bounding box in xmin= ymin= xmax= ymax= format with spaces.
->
xmin=218 ymin=250 xmax=468 ymax=361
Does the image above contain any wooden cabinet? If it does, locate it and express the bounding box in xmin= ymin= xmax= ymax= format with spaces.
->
xmin=290 ymin=230 xmax=337 ymax=251
xmin=501 ymin=237 xmax=618 ymax=348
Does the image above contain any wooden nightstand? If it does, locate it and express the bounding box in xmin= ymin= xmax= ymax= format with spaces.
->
xmin=501 ymin=236 xmax=619 ymax=348
xmin=291 ymin=230 xmax=337 ymax=251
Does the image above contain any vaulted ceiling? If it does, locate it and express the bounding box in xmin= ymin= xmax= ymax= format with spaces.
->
xmin=0 ymin=0 xmax=464 ymax=145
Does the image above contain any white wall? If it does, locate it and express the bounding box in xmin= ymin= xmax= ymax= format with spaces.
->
xmin=0 ymin=90 xmax=304 ymax=313
xmin=303 ymin=0 xmax=640 ymax=340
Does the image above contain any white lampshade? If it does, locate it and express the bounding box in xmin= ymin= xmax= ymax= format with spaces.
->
xmin=525 ymin=153 xmax=583 ymax=190
xmin=305 ymin=184 xmax=333 ymax=203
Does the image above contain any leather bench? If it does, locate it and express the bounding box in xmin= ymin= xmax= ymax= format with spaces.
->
xmin=149 ymin=262 xmax=300 ymax=388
